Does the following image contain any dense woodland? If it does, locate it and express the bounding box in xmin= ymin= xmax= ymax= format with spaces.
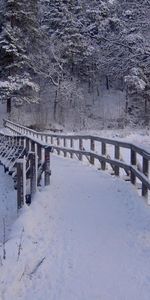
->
xmin=0 ymin=0 xmax=150 ymax=129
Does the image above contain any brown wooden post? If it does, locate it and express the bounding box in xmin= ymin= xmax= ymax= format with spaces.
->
xmin=90 ymin=138 xmax=95 ymax=165
xmin=41 ymin=147 xmax=45 ymax=184
xmin=14 ymin=136 xmax=17 ymax=146
xmin=17 ymin=160 xmax=24 ymax=209
xmin=34 ymin=143 xmax=38 ymax=191
xmin=130 ymin=148 xmax=136 ymax=184
xmin=79 ymin=138 xmax=83 ymax=161
xmin=114 ymin=145 xmax=120 ymax=176
xmin=12 ymin=136 xmax=15 ymax=146
xmin=44 ymin=146 xmax=51 ymax=186
xmin=26 ymin=140 xmax=30 ymax=165
xmin=37 ymin=144 xmax=42 ymax=186
xmin=57 ymin=137 xmax=60 ymax=155
xmin=70 ymin=138 xmax=74 ymax=158
xmin=29 ymin=152 xmax=36 ymax=199
xmin=142 ymin=157 xmax=149 ymax=197
xmin=63 ymin=138 xmax=67 ymax=157
xmin=101 ymin=142 xmax=106 ymax=170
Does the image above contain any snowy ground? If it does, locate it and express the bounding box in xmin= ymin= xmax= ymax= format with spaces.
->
xmin=0 ymin=166 xmax=17 ymax=242
xmin=1 ymin=155 xmax=150 ymax=299
xmin=69 ymin=128 xmax=150 ymax=152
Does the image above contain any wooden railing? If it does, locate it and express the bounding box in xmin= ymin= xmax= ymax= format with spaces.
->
xmin=0 ymin=130 xmax=52 ymax=209
xmin=4 ymin=119 xmax=150 ymax=204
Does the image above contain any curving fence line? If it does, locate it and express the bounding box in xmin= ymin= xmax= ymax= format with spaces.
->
xmin=0 ymin=128 xmax=52 ymax=209
xmin=4 ymin=119 xmax=150 ymax=204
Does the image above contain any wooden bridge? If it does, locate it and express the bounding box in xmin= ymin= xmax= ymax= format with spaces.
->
xmin=2 ymin=118 xmax=150 ymax=205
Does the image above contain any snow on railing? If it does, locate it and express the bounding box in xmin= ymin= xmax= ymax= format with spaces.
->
xmin=0 ymin=129 xmax=52 ymax=209
xmin=4 ymin=119 xmax=150 ymax=204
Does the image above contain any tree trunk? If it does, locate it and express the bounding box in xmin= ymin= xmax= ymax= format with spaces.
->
xmin=54 ymin=90 xmax=58 ymax=121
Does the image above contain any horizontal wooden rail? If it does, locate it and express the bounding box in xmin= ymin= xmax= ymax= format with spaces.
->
xmin=3 ymin=119 xmax=150 ymax=204
xmin=0 ymin=131 xmax=52 ymax=209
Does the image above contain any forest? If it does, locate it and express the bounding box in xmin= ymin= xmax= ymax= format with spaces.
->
xmin=0 ymin=0 xmax=150 ymax=129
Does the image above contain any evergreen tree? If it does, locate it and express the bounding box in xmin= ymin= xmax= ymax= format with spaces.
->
xmin=0 ymin=0 xmax=40 ymax=106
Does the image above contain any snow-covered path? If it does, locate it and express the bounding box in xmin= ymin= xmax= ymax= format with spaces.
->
xmin=1 ymin=154 xmax=150 ymax=299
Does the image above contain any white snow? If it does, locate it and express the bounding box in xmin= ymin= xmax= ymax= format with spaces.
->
xmin=1 ymin=154 xmax=150 ymax=300
xmin=0 ymin=166 xmax=17 ymax=242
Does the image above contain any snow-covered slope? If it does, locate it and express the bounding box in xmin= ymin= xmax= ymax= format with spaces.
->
xmin=0 ymin=166 xmax=17 ymax=243
xmin=1 ymin=155 xmax=150 ymax=300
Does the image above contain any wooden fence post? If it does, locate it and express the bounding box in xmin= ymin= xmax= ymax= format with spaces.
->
xmin=70 ymin=138 xmax=74 ymax=158
xmin=142 ymin=157 xmax=149 ymax=198
xmin=57 ymin=137 xmax=60 ymax=155
xmin=79 ymin=138 xmax=83 ymax=161
xmin=90 ymin=138 xmax=95 ymax=165
xmin=64 ymin=138 xmax=67 ymax=157
xmin=101 ymin=142 xmax=106 ymax=170
xmin=34 ymin=143 xmax=38 ymax=192
xmin=114 ymin=145 xmax=120 ymax=176
xmin=41 ymin=147 xmax=45 ymax=185
xmin=17 ymin=159 xmax=25 ymax=209
xmin=44 ymin=146 xmax=51 ymax=186
xmin=130 ymin=147 xmax=136 ymax=185
xmin=37 ymin=144 xmax=42 ymax=186
xmin=29 ymin=152 xmax=36 ymax=199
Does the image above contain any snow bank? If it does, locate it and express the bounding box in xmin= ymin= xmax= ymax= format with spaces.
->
xmin=0 ymin=166 xmax=17 ymax=243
